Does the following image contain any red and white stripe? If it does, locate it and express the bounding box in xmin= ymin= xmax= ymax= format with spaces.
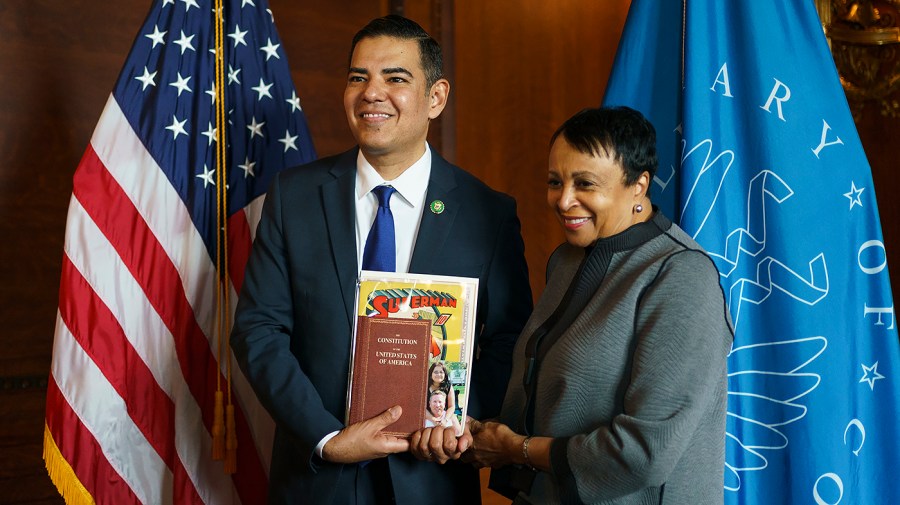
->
xmin=47 ymin=96 xmax=274 ymax=504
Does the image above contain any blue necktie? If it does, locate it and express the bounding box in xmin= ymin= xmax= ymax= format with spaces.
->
xmin=362 ymin=185 xmax=397 ymax=272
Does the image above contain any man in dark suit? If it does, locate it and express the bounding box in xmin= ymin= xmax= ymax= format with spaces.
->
xmin=231 ymin=15 xmax=532 ymax=505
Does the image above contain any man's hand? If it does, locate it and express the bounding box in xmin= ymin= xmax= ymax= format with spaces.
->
xmin=409 ymin=421 xmax=473 ymax=464
xmin=321 ymin=406 xmax=410 ymax=464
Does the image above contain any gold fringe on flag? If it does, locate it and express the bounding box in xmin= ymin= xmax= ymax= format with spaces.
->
xmin=211 ymin=0 xmax=235 ymax=472
xmin=224 ymin=404 xmax=238 ymax=474
xmin=212 ymin=390 xmax=225 ymax=460
xmin=43 ymin=424 xmax=95 ymax=505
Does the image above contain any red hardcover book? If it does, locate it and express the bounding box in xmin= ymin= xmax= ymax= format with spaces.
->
xmin=347 ymin=316 xmax=432 ymax=437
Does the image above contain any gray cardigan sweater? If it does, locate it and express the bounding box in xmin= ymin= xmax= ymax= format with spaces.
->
xmin=495 ymin=211 xmax=733 ymax=504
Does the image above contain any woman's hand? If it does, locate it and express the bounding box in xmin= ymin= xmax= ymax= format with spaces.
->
xmin=462 ymin=418 xmax=525 ymax=469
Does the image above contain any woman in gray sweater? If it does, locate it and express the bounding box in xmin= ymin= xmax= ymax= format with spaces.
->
xmin=464 ymin=107 xmax=734 ymax=504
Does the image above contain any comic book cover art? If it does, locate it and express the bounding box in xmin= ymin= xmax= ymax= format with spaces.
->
xmin=346 ymin=271 xmax=478 ymax=437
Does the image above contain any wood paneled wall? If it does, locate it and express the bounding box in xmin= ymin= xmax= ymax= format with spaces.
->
xmin=454 ymin=0 xmax=630 ymax=289
xmin=2 ymin=1 xmax=897 ymax=503
xmin=0 ymin=1 xmax=146 ymax=502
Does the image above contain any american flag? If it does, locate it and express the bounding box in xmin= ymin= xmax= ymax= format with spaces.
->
xmin=44 ymin=0 xmax=315 ymax=503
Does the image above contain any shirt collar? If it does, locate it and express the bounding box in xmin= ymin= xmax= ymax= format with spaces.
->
xmin=356 ymin=145 xmax=432 ymax=208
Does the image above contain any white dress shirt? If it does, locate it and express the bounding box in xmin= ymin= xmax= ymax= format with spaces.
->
xmin=354 ymin=146 xmax=432 ymax=273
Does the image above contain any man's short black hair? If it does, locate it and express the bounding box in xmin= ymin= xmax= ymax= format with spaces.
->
xmin=550 ymin=106 xmax=658 ymax=186
xmin=349 ymin=15 xmax=444 ymax=90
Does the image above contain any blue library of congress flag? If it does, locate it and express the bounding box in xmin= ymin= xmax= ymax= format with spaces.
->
xmin=604 ymin=1 xmax=900 ymax=503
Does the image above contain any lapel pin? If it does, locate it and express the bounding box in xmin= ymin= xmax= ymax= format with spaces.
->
xmin=430 ymin=200 xmax=445 ymax=214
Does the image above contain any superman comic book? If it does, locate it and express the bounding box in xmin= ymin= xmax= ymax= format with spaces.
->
xmin=347 ymin=271 xmax=478 ymax=438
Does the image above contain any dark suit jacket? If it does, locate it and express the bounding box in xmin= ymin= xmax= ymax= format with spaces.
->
xmin=232 ymin=148 xmax=533 ymax=504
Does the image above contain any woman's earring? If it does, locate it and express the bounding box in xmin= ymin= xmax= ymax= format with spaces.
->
xmin=634 ymin=203 xmax=643 ymax=213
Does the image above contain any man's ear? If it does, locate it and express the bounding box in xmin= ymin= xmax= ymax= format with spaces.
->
xmin=428 ymin=79 xmax=450 ymax=119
